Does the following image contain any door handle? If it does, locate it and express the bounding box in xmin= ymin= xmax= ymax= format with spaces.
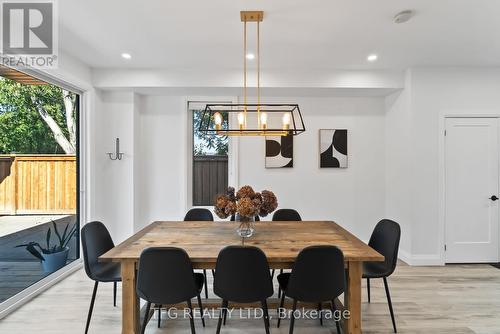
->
xmin=490 ymin=195 xmax=499 ymax=201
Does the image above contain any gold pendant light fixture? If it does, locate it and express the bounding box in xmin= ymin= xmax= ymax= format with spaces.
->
xmin=199 ymin=11 xmax=305 ymax=137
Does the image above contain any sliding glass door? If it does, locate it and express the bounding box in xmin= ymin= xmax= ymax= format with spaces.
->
xmin=0 ymin=66 xmax=80 ymax=304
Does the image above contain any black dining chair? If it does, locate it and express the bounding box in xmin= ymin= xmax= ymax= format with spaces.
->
xmin=364 ymin=219 xmax=401 ymax=333
xmin=81 ymin=221 xmax=121 ymax=334
xmin=272 ymin=209 xmax=302 ymax=221
xmin=214 ymin=246 xmax=274 ymax=334
xmin=184 ymin=208 xmax=213 ymax=299
xmin=136 ymin=247 xmax=205 ymax=334
xmin=277 ymin=245 xmax=345 ymax=334
xmin=184 ymin=208 xmax=214 ymax=221
xmin=272 ymin=209 xmax=302 ymax=298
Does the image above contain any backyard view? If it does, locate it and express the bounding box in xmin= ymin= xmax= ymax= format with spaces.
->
xmin=0 ymin=67 xmax=79 ymax=303
xmin=192 ymin=107 xmax=228 ymax=206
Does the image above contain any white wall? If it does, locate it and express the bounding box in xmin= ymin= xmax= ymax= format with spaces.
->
xmin=385 ymin=67 xmax=500 ymax=264
xmin=89 ymin=67 xmax=500 ymax=265
xmin=44 ymin=50 xmax=93 ymax=90
xmin=133 ymin=96 xmax=189 ymax=231
xmin=131 ymin=95 xmax=386 ymax=242
xmin=384 ymin=70 xmax=413 ymax=258
xmin=238 ymin=97 xmax=386 ymax=240
xmin=92 ymin=91 xmax=137 ymax=242
xmin=133 ymin=94 xmax=143 ymax=232
xmin=92 ymin=68 xmax=404 ymax=91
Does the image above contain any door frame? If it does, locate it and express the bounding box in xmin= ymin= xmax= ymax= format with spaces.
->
xmin=184 ymin=96 xmax=239 ymax=212
xmin=439 ymin=114 xmax=500 ymax=264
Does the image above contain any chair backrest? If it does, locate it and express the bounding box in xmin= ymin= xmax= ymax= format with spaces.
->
xmin=81 ymin=221 xmax=115 ymax=281
xmin=214 ymin=246 xmax=273 ymax=303
xmin=136 ymin=247 xmax=199 ymax=304
xmin=368 ymin=219 xmax=401 ymax=276
xmin=285 ymin=246 xmax=345 ymax=302
xmin=272 ymin=209 xmax=302 ymax=221
xmin=184 ymin=208 xmax=214 ymax=221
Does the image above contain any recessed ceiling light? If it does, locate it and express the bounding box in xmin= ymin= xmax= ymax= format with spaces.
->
xmin=121 ymin=53 xmax=132 ymax=59
xmin=367 ymin=54 xmax=378 ymax=62
xmin=246 ymin=53 xmax=255 ymax=60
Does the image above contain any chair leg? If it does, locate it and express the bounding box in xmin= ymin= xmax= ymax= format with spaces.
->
xmin=277 ymin=269 xmax=284 ymax=298
xmin=197 ymin=294 xmax=206 ymax=327
xmin=223 ymin=301 xmax=228 ymax=326
xmin=157 ymin=305 xmax=162 ymax=328
xmin=187 ymin=299 xmax=196 ymax=334
xmin=113 ymin=282 xmax=117 ymax=307
xmin=203 ymin=269 xmax=208 ymax=299
xmin=318 ymin=302 xmax=323 ymax=326
xmin=141 ymin=302 xmax=151 ymax=334
xmin=289 ymin=299 xmax=297 ymax=334
xmin=222 ymin=303 xmax=229 ymax=326
xmin=271 ymin=269 xmax=275 ymax=279
xmin=277 ymin=290 xmax=286 ymax=328
xmin=331 ymin=300 xmax=341 ymax=334
xmin=216 ymin=300 xmax=228 ymax=334
xmin=383 ymin=277 xmax=397 ymax=333
xmin=367 ymin=278 xmax=371 ymax=303
xmin=260 ymin=300 xmax=270 ymax=334
xmin=85 ymin=281 xmax=98 ymax=334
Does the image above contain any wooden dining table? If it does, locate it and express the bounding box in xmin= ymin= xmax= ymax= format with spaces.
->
xmin=100 ymin=220 xmax=384 ymax=334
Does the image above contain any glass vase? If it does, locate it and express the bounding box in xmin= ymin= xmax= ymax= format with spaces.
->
xmin=235 ymin=214 xmax=255 ymax=238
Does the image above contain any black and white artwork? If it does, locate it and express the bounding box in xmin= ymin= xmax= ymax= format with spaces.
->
xmin=265 ymin=135 xmax=293 ymax=168
xmin=319 ymin=129 xmax=348 ymax=168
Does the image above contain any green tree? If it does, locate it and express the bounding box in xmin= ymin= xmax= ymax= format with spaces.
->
xmin=0 ymin=77 xmax=77 ymax=154
xmin=193 ymin=110 xmax=228 ymax=155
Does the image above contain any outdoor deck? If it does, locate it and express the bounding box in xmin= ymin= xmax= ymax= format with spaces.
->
xmin=0 ymin=215 xmax=77 ymax=303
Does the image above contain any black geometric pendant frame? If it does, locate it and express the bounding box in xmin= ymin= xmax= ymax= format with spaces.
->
xmin=319 ymin=129 xmax=348 ymax=168
xmin=199 ymin=104 xmax=305 ymax=136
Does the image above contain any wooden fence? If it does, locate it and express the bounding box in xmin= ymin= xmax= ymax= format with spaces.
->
xmin=0 ymin=155 xmax=77 ymax=215
xmin=193 ymin=155 xmax=228 ymax=206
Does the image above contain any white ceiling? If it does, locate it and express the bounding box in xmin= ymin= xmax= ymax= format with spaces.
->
xmin=59 ymin=0 xmax=500 ymax=71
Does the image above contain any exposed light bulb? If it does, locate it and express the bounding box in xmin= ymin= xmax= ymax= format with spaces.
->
xmin=260 ymin=112 xmax=268 ymax=129
xmin=121 ymin=53 xmax=132 ymax=59
xmin=246 ymin=53 xmax=255 ymax=60
xmin=213 ymin=112 xmax=222 ymax=130
xmin=282 ymin=113 xmax=291 ymax=130
xmin=237 ymin=112 xmax=245 ymax=130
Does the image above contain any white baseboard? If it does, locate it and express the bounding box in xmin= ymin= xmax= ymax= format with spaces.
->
xmin=397 ymin=248 xmax=412 ymax=265
xmin=398 ymin=249 xmax=444 ymax=266
xmin=361 ymin=239 xmax=444 ymax=266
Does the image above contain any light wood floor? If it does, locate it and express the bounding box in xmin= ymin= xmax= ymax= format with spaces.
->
xmin=0 ymin=263 xmax=499 ymax=333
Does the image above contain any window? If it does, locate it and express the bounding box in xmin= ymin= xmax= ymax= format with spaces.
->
xmin=189 ymin=102 xmax=229 ymax=206
xmin=0 ymin=66 xmax=80 ymax=305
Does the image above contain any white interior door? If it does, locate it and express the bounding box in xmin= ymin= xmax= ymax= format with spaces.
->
xmin=445 ymin=117 xmax=499 ymax=263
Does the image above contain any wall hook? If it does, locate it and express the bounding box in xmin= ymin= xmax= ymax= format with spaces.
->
xmin=107 ymin=138 xmax=124 ymax=160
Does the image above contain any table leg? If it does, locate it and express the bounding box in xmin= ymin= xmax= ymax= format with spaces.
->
xmin=345 ymin=261 xmax=362 ymax=334
xmin=122 ymin=260 xmax=139 ymax=334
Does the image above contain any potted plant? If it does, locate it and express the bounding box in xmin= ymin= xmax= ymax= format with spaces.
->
xmin=17 ymin=221 xmax=77 ymax=273
xmin=214 ymin=185 xmax=278 ymax=237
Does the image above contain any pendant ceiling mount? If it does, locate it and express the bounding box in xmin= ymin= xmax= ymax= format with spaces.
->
xmin=240 ymin=11 xmax=264 ymax=22
xmin=199 ymin=10 xmax=305 ymax=137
